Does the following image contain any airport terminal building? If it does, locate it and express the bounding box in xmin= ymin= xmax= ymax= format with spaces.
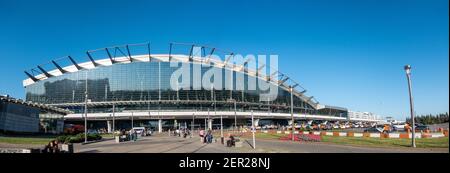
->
xmin=22 ymin=43 xmax=375 ymax=132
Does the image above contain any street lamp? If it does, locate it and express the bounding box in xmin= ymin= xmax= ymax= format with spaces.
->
xmin=290 ymin=86 xmax=295 ymax=141
xmin=112 ymin=103 xmax=115 ymax=138
xmin=404 ymin=65 xmax=416 ymax=148
xmin=84 ymin=72 xmax=88 ymax=143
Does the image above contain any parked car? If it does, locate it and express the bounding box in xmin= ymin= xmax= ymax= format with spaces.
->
xmin=87 ymin=129 xmax=99 ymax=134
xmin=414 ymin=125 xmax=430 ymax=132
xmin=132 ymin=127 xmax=146 ymax=136
xmin=364 ymin=126 xmax=383 ymax=133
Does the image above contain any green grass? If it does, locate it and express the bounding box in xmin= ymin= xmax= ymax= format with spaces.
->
xmin=100 ymin=133 xmax=115 ymax=138
xmin=321 ymin=136 xmax=449 ymax=148
xmin=253 ymin=133 xmax=286 ymax=139
xmin=0 ymin=136 xmax=55 ymax=145
xmin=242 ymin=132 xmax=449 ymax=149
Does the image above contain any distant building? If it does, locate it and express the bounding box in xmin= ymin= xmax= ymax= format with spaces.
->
xmin=347 ymin=110 xmax=384 ymax=122
xmin=0 ymin=95 xmax=72 ymax=133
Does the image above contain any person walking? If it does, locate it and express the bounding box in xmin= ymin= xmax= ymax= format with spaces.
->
xmin=199 ymin=129 xmax=205 ymax=143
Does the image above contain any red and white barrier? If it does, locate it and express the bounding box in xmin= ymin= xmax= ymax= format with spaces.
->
xmin=267 ymin=130 xmax=447 ymax=139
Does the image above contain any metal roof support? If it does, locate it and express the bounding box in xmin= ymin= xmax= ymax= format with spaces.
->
xmin=291 ymin=83 xmax=299 ymax=88
xmin=241 ymin=58 xmax=252 ymax=70
xmin=86 ymin=51 xmax=99 ymax=67
xmin=307 ymin=96 xmax=314 ymax=102
xmin=105 ymin=48 xmax=115 ymax=64
xmin=126 ymin=45 xmax=133 ymax=62
xmin=267 ymin=71 xmax=278 ymax=81
xmin=37 ymin=65 xmax=53 ymax=77
xmin=68 ymin=56 xmax=82 ymax=70
xmin=257 ymin=64 xmax=266 ymax=72
xmin=206 ymin=48 xmax=215 ymax=63
xmin=51 ymin=60 xmax=67 ymax=74
xmin=24 ymin=71 xmax=38 ymax=82
xmin=256 ymin=64 xmax=266 ymax=77
xmin=188 ymin=44 xmax=194 ymax=62
xmin=223 ymin=53 xmax=234 ymax=67
xmin=147 ymin=43 xmax=151 ymax=61
xmin=278 ymin=77 xmax=289 ymax=85
xmin=168 ymin=43 xmax=173 ymax=61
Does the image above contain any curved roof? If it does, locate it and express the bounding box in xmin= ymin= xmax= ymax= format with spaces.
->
xmin=23 ymin=43 xmax=323 ymax=109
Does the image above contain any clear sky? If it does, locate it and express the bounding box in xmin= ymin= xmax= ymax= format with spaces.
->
xmin=0 ymin=0 xmax=448 ymax=120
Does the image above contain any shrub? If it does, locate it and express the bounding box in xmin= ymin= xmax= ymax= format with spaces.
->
xmin=55 ymin=133 xmax=102 ymax=143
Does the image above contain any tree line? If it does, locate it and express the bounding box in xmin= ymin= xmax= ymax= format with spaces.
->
xmin=406 ymin=112 xmax=449 ymax=125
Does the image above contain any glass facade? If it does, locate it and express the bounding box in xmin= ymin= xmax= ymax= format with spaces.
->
xmin=25 ymin=61 xmax=345 ymax=117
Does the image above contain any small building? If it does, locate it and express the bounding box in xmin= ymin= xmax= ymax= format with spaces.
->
xmin=0 ymin=95 xmax=72 ymax=133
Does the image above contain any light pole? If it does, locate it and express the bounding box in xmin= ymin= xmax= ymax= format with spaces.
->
xmin=234 ymin=100 xmax=237 ymax=132
xmin=84 ymin=72 xmax=88 ymax=143
xmin=112 ymin=103 xmax=115 ymax=138
xmin=192 ymin=113 xmax=195 ymax=138
xmin=251 ymin=110 xmax=256 ymax=149
xmin=131 ymin=112 xmax=134 ymax=129
xmin=290 ymin=86 xmax=295 ymax=141
xmin=404 ymin=65 xmax=416 ymax=148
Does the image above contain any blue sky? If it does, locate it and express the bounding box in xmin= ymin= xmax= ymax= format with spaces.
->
xmin=0 ymin=0 xmax=448 ymax=120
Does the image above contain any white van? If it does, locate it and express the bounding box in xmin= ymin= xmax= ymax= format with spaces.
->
xmin=132 ymin=127 xmax=146 ymax=136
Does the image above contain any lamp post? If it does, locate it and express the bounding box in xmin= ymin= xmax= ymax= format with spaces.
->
xmin=192 ymin=113 xmax=195 ymax=138
xmin=112 ymin=103 xmax=115 ymax=138
xmin=234 ymin=100 xmax=237 ymax=132
xmin=404 ymin=65 xmax=416 ymax=148
xmin=84 ymin=72 xmax=88 ymax=143
xmin=290 ymin=86 xmax=295 ymax=141
xmin=251 ymin=110 xmax=256 ymax=149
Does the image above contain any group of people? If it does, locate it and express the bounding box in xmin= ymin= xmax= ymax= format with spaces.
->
xmin=117 ymin=129 xmax=138 ymax=142
xmin=173 ymin=128 xmax=191 ymax=138
xmin=42 ymin=140 xmax=60 ymax=153
xmin=199 ymin=129 xmax=213 ymax=143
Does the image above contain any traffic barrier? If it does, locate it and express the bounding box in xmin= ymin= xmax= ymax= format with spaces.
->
xmin=421 ymin=133 xmax=432 ymax=138
xmin=325 ymin=132 xmax=333 ymax=136
xmin=388 ymin=133 xmax=400 ymax=138
xmin=333 ymin=132 xmax=339 ymax=137
xmin=269 ymin=129 xmax=447 ymax=139
xmin=369 ymin=133 xmax=380 ymax=138
xmin=363 ymin=132 xmax=370 ymax=137
xmin=353 ymin=133 xmax=363 ymax=137
xmin=431 ymin=133 xmax=445 ymax=138
xmin=408 ymin=133 xmax=422 ymax=139
xmin=399 ymin=133 xmax=409 ymax=139
xmin=347 ymin=131 xmax=354 ymax=137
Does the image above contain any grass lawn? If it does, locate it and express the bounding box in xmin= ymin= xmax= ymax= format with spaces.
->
xmin=321 ymin=136 xmax=449 ymax=148
xmin=100 ymin=133 xmax=115 ymax=138
xmin=0 ymin=136 xmax=55 ymax=145
xmin=242 ymin=132 xmax=449 ymax=149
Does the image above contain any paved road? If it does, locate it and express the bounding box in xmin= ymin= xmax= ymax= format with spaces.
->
xmin=74 ymin=135 xmax=448 ymax=153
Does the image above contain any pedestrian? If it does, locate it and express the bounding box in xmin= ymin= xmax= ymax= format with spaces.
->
xmin=207 ymin=130 xmax=213 ymax=143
